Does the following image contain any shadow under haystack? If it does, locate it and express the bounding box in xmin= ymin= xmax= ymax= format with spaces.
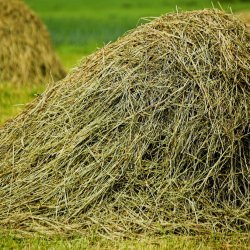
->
xmin=0 ymin=0 xmax=66 ymax=84
xmin=0 ymin=9 xmax=249 ymax=237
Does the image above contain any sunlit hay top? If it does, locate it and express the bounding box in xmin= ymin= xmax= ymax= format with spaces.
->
xmin=0 ymin=0 xmax=66 ymax=84
xmin=238 ymin=12 xmax=250 ymax=29
xmin=0 ymin=9 xmax=249 ymax=237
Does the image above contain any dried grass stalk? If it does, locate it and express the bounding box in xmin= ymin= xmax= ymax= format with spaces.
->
xmin=0 ymin=9 xmax=249 ymax=237
xmin=0 ymin=0 xmax=66 ymax=84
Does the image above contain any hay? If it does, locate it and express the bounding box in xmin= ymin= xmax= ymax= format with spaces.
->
xmin=0 ymin=9 xmax=249 ymax=237
xmin=0 ymin=0 xmax=66 ymax=84
xmin=238 ymin=12 xmax=250 ymax=29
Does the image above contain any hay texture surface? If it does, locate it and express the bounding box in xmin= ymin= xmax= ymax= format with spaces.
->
xmin=0 ymin=0 xmax=65 ymax=84
xmin=0 ymin=9 xmax=249 ymax=236
xmin=239 ymin=12 xmax=250 ymax=29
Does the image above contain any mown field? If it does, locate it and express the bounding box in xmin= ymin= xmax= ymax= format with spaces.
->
xmin=1 ymin=233 xmax=250 ymax=250
xmin=0 ymin=0 xmax=250 ymax=249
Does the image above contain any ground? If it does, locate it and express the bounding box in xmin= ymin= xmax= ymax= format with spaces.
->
xmin=0 ymin=0 xmax=250 ymax=248
xmin=1 ymin=233 xmax=250 ymax=249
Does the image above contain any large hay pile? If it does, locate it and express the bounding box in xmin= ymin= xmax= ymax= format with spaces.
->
xmin=0 ymin=9 xmax=249 ymax=236
xmin=0 ymin=0 xmax=66 ymax=84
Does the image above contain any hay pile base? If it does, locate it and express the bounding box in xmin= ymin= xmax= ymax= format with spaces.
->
xmin=0 ymin=9 xmax=249 ymax=237
xmin=0 ymin=0 xmax=66 ymax=84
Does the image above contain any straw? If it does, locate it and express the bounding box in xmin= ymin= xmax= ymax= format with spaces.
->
xmin=0 ymin=9 xmax=249 ymax=237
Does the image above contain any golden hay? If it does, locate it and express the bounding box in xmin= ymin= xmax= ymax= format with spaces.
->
xmin=0 ymin=0 xmax=66 ymax=84
xmin=0 ymin=9 xmax=249 ymax=237
xmin=238 ymin=11 xmax=250 ymax=29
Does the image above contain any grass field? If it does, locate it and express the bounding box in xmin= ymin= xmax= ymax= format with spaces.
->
xmin=0 ymin=0 xmax=250 ymax=249
xmin=1 ymin=233 xmax=250 ymax=250
xmin=25 ymin=0 xmax=250 ymax=47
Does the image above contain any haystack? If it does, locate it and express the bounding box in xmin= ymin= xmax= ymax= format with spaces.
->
xmin=0 ymin=0 xmax=66 ymax=84
xmin=0 ymin=9 xmax=249 ymax=236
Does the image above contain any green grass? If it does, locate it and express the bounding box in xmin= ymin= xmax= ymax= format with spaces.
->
xmin=0 ymin=82 xmax=45 ymax=125
xmin=24 ymin=0 xmax=250 ymax=53
xmin=0 ymin=233 xmax=249 ymax=250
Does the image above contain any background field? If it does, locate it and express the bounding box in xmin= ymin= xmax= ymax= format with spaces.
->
xmin=26 ymin=0 xmax=250 ymax=66
xmin=0 ymin=0 xmax=250 ymax=248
